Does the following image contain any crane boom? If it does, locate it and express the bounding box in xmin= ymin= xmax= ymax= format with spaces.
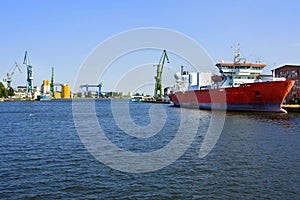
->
xmin=3 ymin=62 xmax=21 ymax=88
xmin=153 ymin=50 xmax=170 ymax=99
xmin=23 ymin=51 xmax=29 ymax=65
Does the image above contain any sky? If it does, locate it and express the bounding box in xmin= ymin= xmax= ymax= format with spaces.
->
xmin=1 ymin=0 xmax=300 ymax=94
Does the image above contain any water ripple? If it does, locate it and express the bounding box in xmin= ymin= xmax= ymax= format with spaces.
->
xmin=0 ymin=100 xmax=299 ymax=199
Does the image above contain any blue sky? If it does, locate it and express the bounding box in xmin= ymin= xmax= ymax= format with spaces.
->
xmin=1 ymin=0 xmax=300 ymax=93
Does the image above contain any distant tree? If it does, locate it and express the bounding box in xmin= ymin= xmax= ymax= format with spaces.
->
xmin=0 ymin=82 xmax=15 ymax=98
xmin=0 ymin=82 xmax=5 ymax=98
xmin=292 ymin=98 xmax=300 ymax=105
xmin=7 ymin=87 xmax=15 ymax=97
xmin=87 ymin=91 xmax=93 ymax=98
xmin=76 ymin=92 xmax=82 ymax=98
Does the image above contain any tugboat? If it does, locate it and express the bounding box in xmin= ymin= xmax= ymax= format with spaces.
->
xmin=168 ymin=46 xmax=294 ymax=113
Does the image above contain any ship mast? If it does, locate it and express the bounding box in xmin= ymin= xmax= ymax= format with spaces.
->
xmin=232 ymin=43 xmax=246 ymax=63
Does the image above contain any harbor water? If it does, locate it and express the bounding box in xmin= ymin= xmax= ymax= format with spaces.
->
xmin=0 ymin=99 xmax=299 ymax=199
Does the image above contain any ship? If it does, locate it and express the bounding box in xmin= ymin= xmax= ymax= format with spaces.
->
xmin=37 ymin=94 xmax=52 ymax=101
xmin=168 ymin=47 xmax=294 ymax=113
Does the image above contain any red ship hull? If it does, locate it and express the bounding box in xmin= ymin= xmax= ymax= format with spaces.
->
xmin=169 ymin=80 xmax=294 ymax=113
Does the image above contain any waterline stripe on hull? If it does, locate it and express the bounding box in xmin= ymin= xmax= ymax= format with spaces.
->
xmin=172 ymin=102 xmax=286 ymax=113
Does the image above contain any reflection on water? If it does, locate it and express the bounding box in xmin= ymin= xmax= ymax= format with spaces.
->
xmin=226 ymin=111 xmax=300 ymax=129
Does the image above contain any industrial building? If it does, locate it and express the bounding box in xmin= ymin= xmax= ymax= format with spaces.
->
xmin=14 ymin=86 xmax=40 ymax=99
xmin=273 ymin=65 xmax=300 ymax=104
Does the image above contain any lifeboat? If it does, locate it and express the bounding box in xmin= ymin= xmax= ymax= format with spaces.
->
xmin=211 ymin=75 xmax=223 ymax=82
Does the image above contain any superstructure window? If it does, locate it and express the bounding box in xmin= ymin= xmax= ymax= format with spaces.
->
xmin=252 ymin=67 xmax=260 ymax=70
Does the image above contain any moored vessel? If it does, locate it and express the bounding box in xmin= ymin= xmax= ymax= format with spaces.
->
xmin=168 ymin=46 xmax=294 ymax=113
xmin=37 ymin=94 xmax=52 ymax=101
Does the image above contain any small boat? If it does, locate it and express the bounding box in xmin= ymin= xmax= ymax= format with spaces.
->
xmin=37 ymin=94 xmax=52 ymax=101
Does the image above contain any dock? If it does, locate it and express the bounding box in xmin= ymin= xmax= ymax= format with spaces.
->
xmin=281 ymin=105 xmax=300 ymax=112
xmin=142 ymin=99 xmax=171 ymax=104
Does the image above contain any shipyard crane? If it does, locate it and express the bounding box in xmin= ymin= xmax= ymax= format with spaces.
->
xmin=23 ymin=51 xmax=34 ymax=98
xmin=3 ymin=61 xmax=21 ymax=88
xmin=50 ymin=67 xmax=54 ymax=97
xmin=80 ymin=83 xmax=103 ymax=98
xmin=153 ymin=50 xmax=169 ymax=99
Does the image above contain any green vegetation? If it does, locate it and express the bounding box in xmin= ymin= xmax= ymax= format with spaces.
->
xmin=290 ymin=98 xmax=300 ymax=105
xmin=0 ymin=82 xmax=15 ymax=98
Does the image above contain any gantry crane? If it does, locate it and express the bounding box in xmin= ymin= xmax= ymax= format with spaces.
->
xmin=80 ymin=83 xmax=103 ymax=98
xmin=23 ymin=51 xmax=34 ymax=98
xmin=3 ymin=61 xmax=21 ymax=88
xmin=153 ymin=50 xmax=169 ymax=99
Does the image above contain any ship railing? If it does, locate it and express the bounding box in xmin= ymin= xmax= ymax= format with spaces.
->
xmin=261 ymin=77 xmax=286 ymax=82
xmin=250 ymin=69 xmax=263 ymax=74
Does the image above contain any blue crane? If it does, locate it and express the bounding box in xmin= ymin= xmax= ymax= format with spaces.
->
xmin=80 ymin=83 xmax=103 ymax=97
xmin=23 ymin=51 xmax=34 ymax=98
